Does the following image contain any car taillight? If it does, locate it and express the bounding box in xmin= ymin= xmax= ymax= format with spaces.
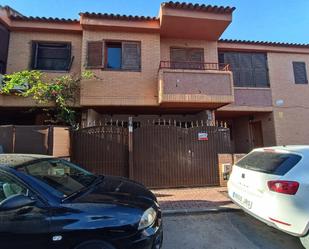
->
xmin=267 ymin=180 xmax=299 ymax=195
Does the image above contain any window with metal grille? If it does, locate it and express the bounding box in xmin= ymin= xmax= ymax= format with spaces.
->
xmin=31 ymin=42 xmax=73 ymax=71
xmin=219 ymin=52 xmax=269 ymax=87
xmin=293 ymin=62 xmax=308 ymax=84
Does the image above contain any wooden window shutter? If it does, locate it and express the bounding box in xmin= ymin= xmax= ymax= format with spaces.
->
xmin=170 ymin=48 xmax=187 ymax=69
xmin=188 ymin=49 xmax=204 ymax=62
xmin=122 ymin=42 xmax=141 ymax=71
xmin=87 ymin=41 xmax=103 ymax=68
xmin=188 ymin=48 xmax=204 ymax=69
xmin=293 ymin=62 xmax=308 ymax=84
xmin=170 ymin=48 xmax=187 ymax=62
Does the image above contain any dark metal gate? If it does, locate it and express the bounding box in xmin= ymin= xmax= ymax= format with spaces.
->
xmin=71 ymin=119 xmax=231 ymax=188
xmin=71 ymin=125 xmax=129 ymax=177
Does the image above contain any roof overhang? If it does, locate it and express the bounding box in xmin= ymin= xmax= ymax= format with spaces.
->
xmin=80 ymin=14 xmax=160 ymax=33
xmin=159 ymin=3 xmax=234 ymax=40
xmin=8 ymin=20 xmax=82 ymax=33
xmin=0 ymin=7 xmax=12 ymax=29
xmin=218 ymin=39 xmax=309 ymax=54
xmin=0 ymin=8 xmax=81 ymax=33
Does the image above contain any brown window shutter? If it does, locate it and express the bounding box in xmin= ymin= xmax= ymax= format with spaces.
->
xmin=121 ymin=42 xmax=141 ymax=71
xmin=188 ymin=48 xmax=204 ymax=69
xmin=188 ymin=48 xmax=204 ymax=62
xmin=87 ymin=41 xmax=103 ymax=68
xmin=170 ymin=48 xmax=187 ymax=62
xmin=170 ymin=48 xmax=187 ymax=69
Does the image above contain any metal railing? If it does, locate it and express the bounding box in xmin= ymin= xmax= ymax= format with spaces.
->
xmin=159 ymin=61 xmax=230 ymax=71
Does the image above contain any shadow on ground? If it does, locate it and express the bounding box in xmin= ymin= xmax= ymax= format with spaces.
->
xmin=159 ymin=199 xmax=232 ymax=210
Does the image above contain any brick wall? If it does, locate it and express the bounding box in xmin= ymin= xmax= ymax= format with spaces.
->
xmin=6 ymin=31 xmax=82 ymax=76
xmin=80 ymin=30 xmax=160 ymax=106
xmin=268 ymin=52 xmax=309 ymax=145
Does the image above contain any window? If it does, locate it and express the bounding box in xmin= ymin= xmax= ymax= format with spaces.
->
xmin=31 ymin=42 xmax=72 ymax=71
xmin=106 ymin=42 xmax=122 ymax=69
xmin=0 ymin=172 xmax=29 ymax=204
xmin=170 ymin=47 xmax=204 ymax=69
xmin=293 ymin=62 xmax=308 ymax=84
xmin=86 ymin=40 xmax=141 ymax=71
xmin=236 ymin=151 xmax=301 ymax=176
xmin=219 ymin=52 xmax=269 ymax=87
xmin=16 ymin=159 xmax=97 ymax=199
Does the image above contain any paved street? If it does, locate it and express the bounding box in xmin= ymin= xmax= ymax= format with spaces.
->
xmin=162 ymin=211 xmax=303 ymax=249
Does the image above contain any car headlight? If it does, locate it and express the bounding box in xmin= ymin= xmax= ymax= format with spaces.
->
xmin=138 ymin=207 xmax=157 ymax=230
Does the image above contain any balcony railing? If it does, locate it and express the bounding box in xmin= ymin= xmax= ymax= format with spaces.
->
xmin=159 ymin=61 xmax=230 ymax=71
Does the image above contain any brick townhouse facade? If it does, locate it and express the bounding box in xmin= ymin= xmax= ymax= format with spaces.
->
xmin=1 ymin=2 xmax=309 ymax=154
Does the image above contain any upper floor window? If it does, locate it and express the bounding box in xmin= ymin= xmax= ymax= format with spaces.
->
xmin=31 ymin=42 xmax=73 ymax=71
xmin=219 ymin=52 xmax=269 ymax=87
xmin=87 ymin=40 xmax=141 ymax=71
xmin=106 ymin=42 xmax=122 ymax=69
xmin=170 ymin=47 xmax=204 ymax=69
xmin=293 ymin=62 xmax=308 ymax=84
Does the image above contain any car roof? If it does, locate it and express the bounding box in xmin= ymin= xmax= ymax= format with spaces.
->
xmin=254 ymin=145 xmax=309 ymax=155
xmin=0 ymin=154 xmax=53 ymax=167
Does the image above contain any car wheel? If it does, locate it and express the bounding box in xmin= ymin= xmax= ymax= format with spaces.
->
xmin=74 ymin=240 xmax=115 ymax=249
xmin=300 ymin=235 xmax=309 ymax=249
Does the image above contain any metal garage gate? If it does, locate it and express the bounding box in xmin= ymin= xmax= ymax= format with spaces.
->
xmin=71 ymin=119 xmax=231 ymax=188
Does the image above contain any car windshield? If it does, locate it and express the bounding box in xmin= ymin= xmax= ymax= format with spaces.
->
xmin=236 ymin=151 xmax=301 ymax=176
xmin=15 ymin=159 xmax=98 ymax=198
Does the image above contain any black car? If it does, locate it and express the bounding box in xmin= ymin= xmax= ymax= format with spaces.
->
xmin=0 ymin=154 xmax=163 ymax=249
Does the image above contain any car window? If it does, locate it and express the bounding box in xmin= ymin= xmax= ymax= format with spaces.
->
xmin=236 ymin=151 xmax=301 ymax=175
xmin=0 ymin=172 xmax=29 ymax=204
xmin=17 ymin=160 xmax=97 ymax=198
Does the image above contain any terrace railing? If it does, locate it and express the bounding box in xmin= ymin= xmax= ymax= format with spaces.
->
xmin=159 ymin=61 xmax=230 ymax=71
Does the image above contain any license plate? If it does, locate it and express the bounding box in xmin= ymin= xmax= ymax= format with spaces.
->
xmin=233 ymin=192 xmax=252 ymax=209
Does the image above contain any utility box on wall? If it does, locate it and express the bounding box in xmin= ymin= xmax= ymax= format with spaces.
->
xmin=218 ymin=153 xmax=246 ymax=187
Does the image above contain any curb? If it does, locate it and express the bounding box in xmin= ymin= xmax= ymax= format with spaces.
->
xmin=162 ymin=206 xmax=241 ymax=216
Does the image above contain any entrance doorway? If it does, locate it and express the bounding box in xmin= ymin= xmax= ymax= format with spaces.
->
xmin=250 ymin=121 xmax=264 ymax=148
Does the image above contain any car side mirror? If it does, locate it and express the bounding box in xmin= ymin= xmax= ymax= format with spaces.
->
xmin=0 ymin=194 xmax=36 ymax=211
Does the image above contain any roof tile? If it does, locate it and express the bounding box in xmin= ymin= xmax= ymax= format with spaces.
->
xmin=80 ymin=12 xmax=158 ymax=21
xmin=161 ymin=1 xmax=236 ymax=14
xmin=219 ymin=39 xmax=309 ymax=48
xmin=10 ymin=15 xmax=79 ymax=23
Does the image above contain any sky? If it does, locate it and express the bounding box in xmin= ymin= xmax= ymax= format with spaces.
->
xmin=1 ymin=0 xmax=309 ymax=44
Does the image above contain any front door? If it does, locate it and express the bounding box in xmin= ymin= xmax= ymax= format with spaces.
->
xmin=0 ymin=171 xmax=50 ymax=249
xmin=250 ymin=121 xmax=264 ymax=148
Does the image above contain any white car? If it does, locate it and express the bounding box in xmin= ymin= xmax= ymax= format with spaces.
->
xmin=228 ymin=146 xmax=309 ymax=248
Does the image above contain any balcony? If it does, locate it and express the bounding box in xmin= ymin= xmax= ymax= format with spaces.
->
xmin=158 ymin=61 xmax=234 ymax=108
xmin=219 ymin=87 xmax=273 ymax=112
xmin=160 ymin=3 xmax=234 ymax=40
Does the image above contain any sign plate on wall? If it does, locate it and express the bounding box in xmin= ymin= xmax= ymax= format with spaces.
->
xmin=198 ymin=132 xmax=208 ymax=141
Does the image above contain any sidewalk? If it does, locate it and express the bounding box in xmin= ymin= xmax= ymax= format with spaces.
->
xmin=152 ymin=186 xmax=240 ymax=215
